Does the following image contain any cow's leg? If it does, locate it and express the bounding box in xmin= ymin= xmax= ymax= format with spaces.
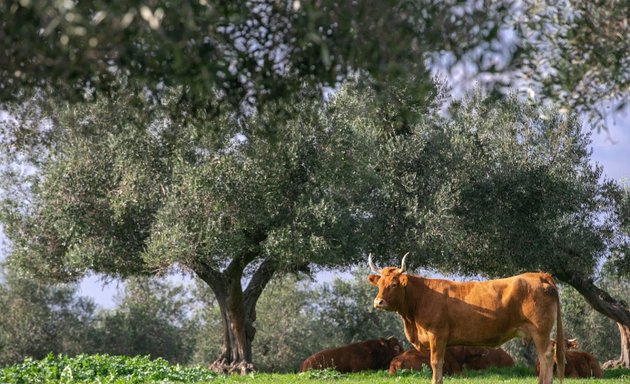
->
xmin=532 ymin=334 xmax=554 ymax=384
xmin=428 ymin=336 xmax=446 ymax=384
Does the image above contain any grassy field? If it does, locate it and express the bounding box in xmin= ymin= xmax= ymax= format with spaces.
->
xmin=2 ymin=354 xmax=629 ymax=383
xmin=229 ymin=368 xmax=630 ymax=384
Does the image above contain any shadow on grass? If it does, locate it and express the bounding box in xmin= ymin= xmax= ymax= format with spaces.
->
xmin=458 ymin=365 xmax=535 ymax=379
xmin=289 ymin=366 xmax=630 ymax=382
xmin=603 ymin=367 xmax=630 ymax=380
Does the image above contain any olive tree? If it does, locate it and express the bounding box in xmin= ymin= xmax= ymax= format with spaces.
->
xmin=560 ymin=276 xmax=628 ymax=364
xmin=3 ymin=77 xmax=629 ymax=371
xmin=0 ymin=81 xmax=407 ymax=372
xmin=368 ymin=91 xmax=630 ymax=367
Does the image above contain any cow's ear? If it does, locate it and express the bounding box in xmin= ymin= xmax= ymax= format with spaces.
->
xmin=368 ymin=274 xmax=380 ymax=286
xmin=399 ymin=274 xmax=409 ymax=286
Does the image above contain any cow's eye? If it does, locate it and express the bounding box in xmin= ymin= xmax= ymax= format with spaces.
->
xmin=391 ymin=282 xmax=398 ymax=288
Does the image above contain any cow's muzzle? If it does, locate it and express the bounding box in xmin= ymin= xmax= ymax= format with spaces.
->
xmin=373 ymin=298 xmax=387 ymax=309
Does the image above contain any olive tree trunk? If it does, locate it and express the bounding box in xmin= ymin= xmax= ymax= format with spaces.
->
xmin=602 ymin=322 xmax=630 ymax=369
xmin=209 ymin=281 xmax=256 ymax=374
xmin=195 ymin=256 xmax=277 ymax=374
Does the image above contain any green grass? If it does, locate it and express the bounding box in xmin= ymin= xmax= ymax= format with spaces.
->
xmin=2 ymin=354 xmax=629 ymax=383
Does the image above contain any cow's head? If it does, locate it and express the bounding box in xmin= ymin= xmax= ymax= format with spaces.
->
xmin=552 ymin=337 xmax=578 ymax=350
xmin=367 ymin=253 xmax=409 ymax=312
xmin=380 ymin=336 xmax=404 ymax=355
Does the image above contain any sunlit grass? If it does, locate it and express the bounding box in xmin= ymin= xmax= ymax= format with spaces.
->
xmin=2 ymin=354 xmax=629 ymax=383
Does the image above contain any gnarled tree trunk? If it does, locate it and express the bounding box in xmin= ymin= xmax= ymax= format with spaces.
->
xmin=617 ymin=322 xmax=630 ymax=368
xmin=209 ymin=280 xmax=256 ymax=374
xmin=194 ymin=255 xmax=277 ymax=374
xmin=557 ymin=272 xmax=630 ymax=368
xmin=603 ymin=322 xmax=630 ymax=369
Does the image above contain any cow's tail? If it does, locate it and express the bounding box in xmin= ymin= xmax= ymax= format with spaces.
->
xmin=555 ymin=287 xmax=565 ymax=383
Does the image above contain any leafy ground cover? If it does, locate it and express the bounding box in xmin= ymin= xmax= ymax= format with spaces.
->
xmin=1 ymin=354 xmax=629 ymax=383
xmin=0 ymin=354 xmax=217 ymax=384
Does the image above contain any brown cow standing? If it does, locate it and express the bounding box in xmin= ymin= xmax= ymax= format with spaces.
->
xmin=389 ymin=346 xmax=514 ymax=375
xmin=368 ymin=253 xmax=565 ymax=384
xmin=536 ymin=339 xmax=603 ymax=378
xmin=299 ymin=337 xmax=403 ymax=373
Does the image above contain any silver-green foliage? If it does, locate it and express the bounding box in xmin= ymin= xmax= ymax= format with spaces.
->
xmin=90 ymin=277 xmax=198 ymax=365
xmin=0 ymin=266 xmax=96 ymax=367
xmin=374 ymin=91 xmax=618 ymax=279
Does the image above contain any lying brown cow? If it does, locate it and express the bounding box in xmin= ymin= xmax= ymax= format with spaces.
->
xmin=388 ymin=349 xmax=462 ymax=375
xmin=300 ymin=337 xmax=403 ymax=373
xmin=389 ymin=346 xmax=514 ymax=375
xmin=368 ymin=253 xmax=565 ymax=384
xmin=453 ymin=346 xmax=515 ymax=370
xmin=564 ymin=351 xmax=603 ymax=378
xmin=536 ymin=339 xmax=602 ymax=378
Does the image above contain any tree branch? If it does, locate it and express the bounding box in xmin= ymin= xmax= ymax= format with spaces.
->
xmin=224 ymin=230 xmax=268 ymax=279
xmin=192 ymin=259 xmax=227 ymax=300
xmin=555 ymin=245 xmax=630 ymax=327
xmin=556 ymin=272 xmax=630 ymax=327
xmin=243 ymin=256 xmax=277 ymax=315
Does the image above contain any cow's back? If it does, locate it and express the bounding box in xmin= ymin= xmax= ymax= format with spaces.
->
xmin=488 ymin=348 xmax=515 ymax=368
xmin=388 ymin=350 xmax=428 ymax=374
xmin=300 ymin=344 xmax=364 ymax=372
xmin=300 ymin=345 xmax=357 ymax=372
xmin=406 ymin=272 xmax=559 ymax=347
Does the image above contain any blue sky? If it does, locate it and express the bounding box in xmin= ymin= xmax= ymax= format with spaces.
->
xmin=590 ymin=112 xmax=630 ymax=182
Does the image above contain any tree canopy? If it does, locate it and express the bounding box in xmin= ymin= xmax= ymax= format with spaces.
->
xmin=2 ymin=0 xmax=628 ymax=129
xmin=365 ymin=88 xmax=630 ymax=367
xmin=514 ymin=0 xmax=630 ymax=127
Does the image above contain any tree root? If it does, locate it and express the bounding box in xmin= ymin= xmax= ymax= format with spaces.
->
xmin=602 ymin=359 xmax=629 ymax=369
xmin=209 ymin=358 xmax=255 ymax=375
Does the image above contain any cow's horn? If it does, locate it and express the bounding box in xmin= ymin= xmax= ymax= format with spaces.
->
xmin=399 ymin=252 xmax=410 ymax=273
xmin=368 ymin=253 xmax=380 ymax=275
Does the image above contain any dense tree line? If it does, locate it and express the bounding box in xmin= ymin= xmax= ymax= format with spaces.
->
xmin=0 ymin=265 xmax=624 ymax=372
xmin=0 ymin=264 xmax=400 ymax=371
